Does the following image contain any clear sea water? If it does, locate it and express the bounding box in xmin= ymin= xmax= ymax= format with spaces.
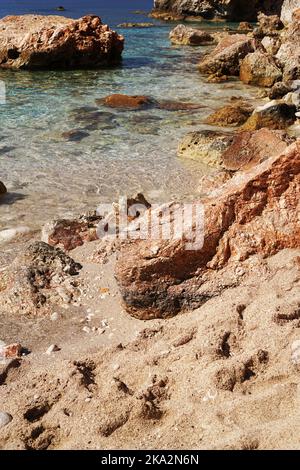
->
xmin=0 ymin=0 xmax=258 ymax=234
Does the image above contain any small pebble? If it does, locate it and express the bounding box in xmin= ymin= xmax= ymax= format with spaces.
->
xmin=98 ymin=328 xmax=105 ymax=335
xmin=46 ymin=344 xmax=60 ymax=355
xmin=50 ymin=312 xmax=59 ymax=321
xmin=112 ymin=363 xmax=120 ymax=371
xmin=82 ymin=326 xmax=91 ymax=334
xmin=0 ymin=411 xmax=12 ymax=428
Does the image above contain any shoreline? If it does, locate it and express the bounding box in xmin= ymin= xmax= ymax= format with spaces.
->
xmin=1 ymin=1 xmax=300 ymax=450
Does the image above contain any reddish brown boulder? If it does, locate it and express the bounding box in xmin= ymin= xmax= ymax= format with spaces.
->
xmin=198 ymin=34 xmax=254 ymax=76
xmin=100 ymin=94 xmax=154 ymax=110
xmin=239 ymin=50 xmax=282 ymax=87
xmin=115 ymin=141 xmax=300 ymax=319
xmin=0 ymin=15 xmax=124 ymax=70
xmin=221 ymin=128 xmax=294 ymax=171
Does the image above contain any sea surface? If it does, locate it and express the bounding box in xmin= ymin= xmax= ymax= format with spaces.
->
xmin=0 ymin=0 xmax=258 ymax=234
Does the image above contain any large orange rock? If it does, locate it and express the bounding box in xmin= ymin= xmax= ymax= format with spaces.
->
xmin=198 ymin=34 xmax=255 ymax=76
xmin=0 ymin=15 xmax=124 ymax=70
xmin=115 ymin=141 xmax=300 ymax=319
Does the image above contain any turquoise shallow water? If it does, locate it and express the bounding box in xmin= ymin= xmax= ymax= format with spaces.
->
xmin=0 ymin=2 xmax=258 ymax=232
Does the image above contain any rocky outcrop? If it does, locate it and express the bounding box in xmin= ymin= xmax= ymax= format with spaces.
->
xmin=221 ymin=128 xmax=294 ymax=170
xmin=205 ymin=101 xmax=253 ymax=126
xmin=0 ymin=15 xmax=124 ymax=70
xmin=240 ymin=50 xmax=282 ymax=87
xmin=242 ymin=100 xmax=296 ymax=130
xmin=198 ymin=34 xmax=254 ymax=76
xmin=281 ymin=0 xmax=300 ymax=24
xmin=153 ymin=1 xmax=284 ymax=21
xmin=0 ymin=181 xmax=7 ymax=198
xmin=115 ymin=140 xmax=300 ymax=319
xmin=169 ymin=24 xmax=215 ymax=45
xmin=178 ymin=129 xmax=233 ymax=167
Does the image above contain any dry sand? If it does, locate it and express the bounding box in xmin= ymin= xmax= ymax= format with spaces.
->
xmin=1 ymin=237 xmax=300 ymax=450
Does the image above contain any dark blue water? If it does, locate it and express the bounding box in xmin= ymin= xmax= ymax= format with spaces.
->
xmin=0 ymin=0 xmax=257 ymax=235
xmin=0 ymin=0 xmax=153 ymax=25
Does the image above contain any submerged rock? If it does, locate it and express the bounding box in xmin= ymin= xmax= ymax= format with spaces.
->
xmin=157 ymin=99 xmax=203 ymax=111
xmin=242 ymin=100 xmax=296 ymax=130
xmin=205 ymin=102 xmax=253 ymax=127
xmin=240 ymin=50 xmax=282 ymax=87
xmin=178 ymin=129 xmax=233 ymax=168
xmin=0 ymin=15 xmax=124 ymax=70
xmin=169 ymin=24 xmax=215 ymax=45
xmin=198 ymin=34 xmax=254 ymax=76
xmin=100 ymin=94 xmax=154 ymax=110
xmin=115 ymin=140 xmax=300 ymax=319
xmin=61 ymin=130 xmax=89 ymax=142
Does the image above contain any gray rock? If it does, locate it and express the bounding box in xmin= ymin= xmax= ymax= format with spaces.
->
xmin=0 ymin=411 xmax=12 ymax=428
